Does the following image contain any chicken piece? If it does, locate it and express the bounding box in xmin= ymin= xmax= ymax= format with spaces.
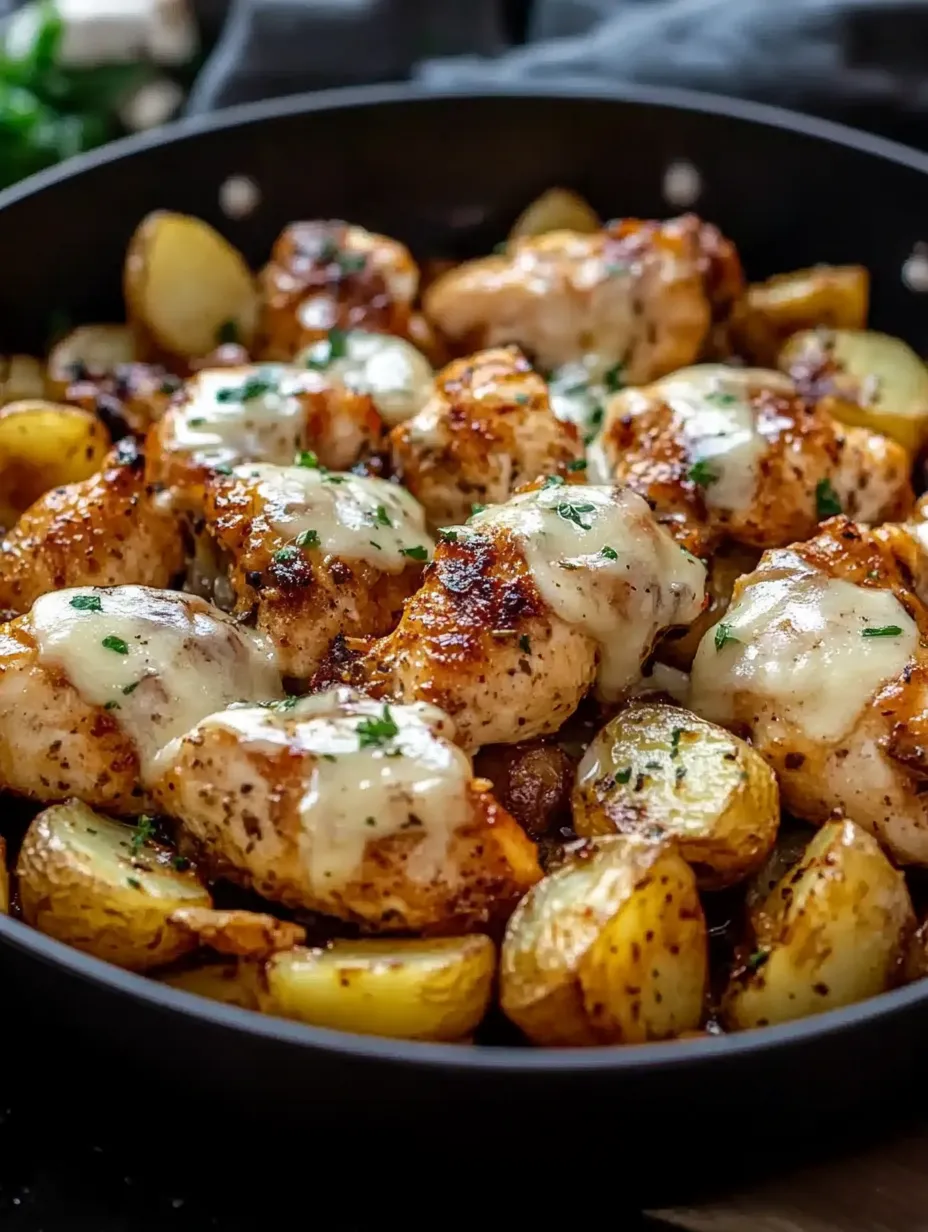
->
xmin=591 ymin=364 xmax=913 ymax=558
xmin=152 ymin=687 xmax=542 ymax=930
xmin=0 ymin=585 xmax=282 ymax=815
xmin=257 ymin=220 xmax=428 ymax=361
xmin=145 ymin=363 xmax=385 ymax=505
xmin=59 ymin=363 xmax=180 ymax=439
xmin=358 ymin=485 xmax=706 ymax=750
xmin=192 ymin=461 xmax=433 ymax=678
xmin=423 ymin=214 xmax=743 ymax=383
xmin=296 ymin=330 xmax=434 ymax=428
xmin=690 ymin=516 xmax=928 ymax=866
xmin=389 ymin=346 xmax=584 ymax=528
xmin=0 ymin=439 xmax=184 ymax=615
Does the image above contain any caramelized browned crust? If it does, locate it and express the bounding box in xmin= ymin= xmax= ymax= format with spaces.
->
xmin=61 ymin=363 xmax=180 ymax=438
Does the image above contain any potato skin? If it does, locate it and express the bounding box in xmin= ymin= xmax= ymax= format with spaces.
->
xmin=0 ymin=401 xmax=110 ymax=528
xmin=573 ymin=702 xmax=779 ymax=889
xmin=722 ymin=819 xmax=915 ymax=1030
xmin=16 ymin=800 xmax=212 ymax=971
xmin=508 ymin=188 xmax=600 ymax=244
xmin=500 ymin=835 xmax=707 ymax=1046
xmin=732 ymin=265 xmax=869 ymax=365
xmin=0 ymin=355 xmax=44 ymax=407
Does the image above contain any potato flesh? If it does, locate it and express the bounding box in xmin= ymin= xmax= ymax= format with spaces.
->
xmin=500 ymin=835 xmax=707 ymax=1046
xmin=734 ymin=265 xmax=868 ymax=365
xmin=46 ymin=324 xmax=137 ymax=398
xmin=722 ymin=819 xmax=914 ymax=1029
xmin=16 ymin=800 xmax=212 ymax=971
xmin=572 ymin=702 xmax=779 ymax=889
xmin=0 ymin=400 xmax=110 ymax=526
xmin=507 ymin=188 xmax=600 ymax=244
xmin=0 ymin=355 xmax=44 ymax=407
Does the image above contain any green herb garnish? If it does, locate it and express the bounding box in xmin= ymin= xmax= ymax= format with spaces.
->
xmin=615 ymin=767 xmax=632 ymax=784
xmin=215 ymin=372 xmax=277 ymax=404
xmin=603 ymin=363 xmax=625 ymax=393
xmin=101 ymin=635 xmax=128 ymax=655
xmin=295 ymin=450 xmax=321 ymax=469
xmin=129 ymin=815 xmax=156 ymax=857
xmin=706 ymin=391 xmax=738 ymax=406
xmin=470 ymin=503 xmax=487 ymax=517
xmin=356 ymin=703 xmax=399 ymax=749
xmin=274 ymin=546 xmax=299 ymax=564
xmin=519 ymin=634 xmax=531 ymax=654
xmin=714 ymin=622 xmax=740 ymax=651
xmin=295 ymin=529 xmax=320 ymax=549
xmin=600 ymin=546 xmax=618 ymax=561
xmin=862 ymin=625 xmax=904 ymax=638
xmin=401 ymin=545 xmax=429 ymax=561
xmin=122 ymin=680 xmax=140 ymax=696
xmin=374 ymin=505 xmax=392 ymax=527
xmin=556 ymin=501 xmax=596 ymax=530
xmin=69 ymin=594 xmax=101 ymax=612
xmin=815 ymin=477 xmax=842 ymax=518
xmin=688 ymin=459 xmax=718 ymax=487
xmin=216 ymin=319 xmax=239 ymax=345
xmin=746 ymin=949 xmax=770 ymax=973
xmin=171 ymin=855 xmax=190 ymax=872
xmin=567 ymin=458 xmax=587 ymax=472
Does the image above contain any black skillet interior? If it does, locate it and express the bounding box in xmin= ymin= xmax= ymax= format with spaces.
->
xmin=3 ymin=85 xmax=928 ymax=1185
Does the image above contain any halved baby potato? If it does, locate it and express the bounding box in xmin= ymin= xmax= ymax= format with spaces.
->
xmin=167 ymin=907 xmax=306 ymax=959
xmin=124 ymin=211 xmax=258 ymax=360
xmin=508 ymin=187 xmax=601 ymax=245
xmin=0 ymin=354 xmax=44 ymax=407
xmin=46 ymin=324 xmax=137 ymax=399
xmin=500 ymin=835 xmax=707 ymax=1047
xmin=733 ymin=264 xmax=869 ymax=365
xmin=722 ymin=819 xmax=914 ymax=1030
xmin=779 ymin=328 xmax=928 ymax=455
xmin=572 ymin=702 xmax=779 ymax=889
xmin=0 ymin=400 xmax=110 ymax=527
xmin=16 ymin=800 xmax=212 ymax=971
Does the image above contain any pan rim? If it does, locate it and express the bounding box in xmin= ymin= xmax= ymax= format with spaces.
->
xmin=3 ymin=80 xmax=928 ymax=1072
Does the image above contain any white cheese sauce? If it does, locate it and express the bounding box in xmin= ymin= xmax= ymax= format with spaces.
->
xmin=202 ymin=688 xmax=471 ymax=890
xmin=468 ymin=485 xmax=706 ymax=700
xmin=690 ymin=551 xmax=916 ymax=742
xmin=30 ymin=586 xmax=282 ymax=782
xmin=298 ymin=330 xmax=433 ymax=426
xmin=237 ymin=463 xmax=433 ymax=571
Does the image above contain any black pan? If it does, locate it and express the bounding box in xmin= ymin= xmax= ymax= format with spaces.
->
xmin=2 ymin=83 xmax=928 ymax=1191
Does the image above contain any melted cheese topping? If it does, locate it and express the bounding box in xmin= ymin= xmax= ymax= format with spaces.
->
xmin=298 ymin=331 xmax=433 ymax=426
xmin=548 ymin=355 xmax=610 ymax=440
xmin=203 ymin=688 xmax=470 ymax=890
xmin=690 ymin=552 xmax=917 ymax=742
xmin=469 ymin=485 xmax=706 ymax=699
xmin=31 ymin=586 xmax=282 ymax=781
xmin=166 ymin=365 xmax=323 ymax=468
xmin=238 ymin=463 xmax=433 ymax=571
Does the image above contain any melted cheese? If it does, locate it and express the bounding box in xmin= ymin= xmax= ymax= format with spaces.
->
xmin=31 ymin=586 xmax=282 ymax=781
xmin=166 ymin=365 xmax=322 ymax=468
xmin=203 ymin=688 xmax=470 ymax=890
xmin=548 ymin=355 xmax=610 ymax=439
xmin=298 ymin=331 xmax=433 ymax=426
xmin=469 ymin=485 xmax=706 ymax=699
xmin=690 ymin=552 xmax=917 ymax=742
xmin=238 ymin=463 xmax=433 ymax=571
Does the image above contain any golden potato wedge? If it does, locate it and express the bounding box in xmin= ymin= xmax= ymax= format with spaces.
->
xmin=0 ymin=835 xmax=8 ymax=915
xmin=0 ymin=354 xmax=44 ymax=407
xmin=124 ymin=211 xmax=258 ymax=360
xmin=160 ymin=959 xmax=265 ymax=1010
xmin=779 ymin=328 xmax=928 ymax=455
xmin=722 ymin=819 xmax=914 ymax=1030
xmin=733 ymin=264 xmax=869 ymax=365
xmin=46 ymin=324 xmax=137 ymax=399
xmin=658 ymin=544 xmax=760 ymax=672
xmin=500 ymin=835 xmax=707 ymax=1047
xmin=508 ymin=187 xmax=600 ymax=244
xmin=0 ymin=400 xmax=110 ymax=527
xmin=265 ymin=936 xmax=496 ymax=1042
xmin=167 ymin=907 xmax=306 ymax=959
xmin=572 ymin=703 xmax=779 ymax=889
xmin=16 ymin=800 xmax=212 ymax=972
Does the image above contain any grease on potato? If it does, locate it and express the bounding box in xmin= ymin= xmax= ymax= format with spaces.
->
xmin=124 ymin=211 xmax=258 ymax=360
xmin=572 ymin=703 xmax=779 ymax=889
xmin=46 ymin=324 xmax=137 ymax=399
xmin=0 ymin=400 xmax=110 ymax=526
xmin=500 ymin=835 xmax=707 ymax=1046
xmin=16 ymin=800 xmax=212 ymax=971
xmin=508 ymin=188 xmax=601 ymax=244
xmin=722 ymin=819 xmax=914 ymax=1030
xmin=779 ymin=328 xmax=928 ymax=455
xmin=733 ymin=264 xmax=869 ymax=365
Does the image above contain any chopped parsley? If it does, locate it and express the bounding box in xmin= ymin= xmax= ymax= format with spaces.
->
xmin=129 ymin=815 xmax=156 ymax=857
xmin=171 ymin=855 xmax=190 ymax=872
xmin=295 ymin=449 xmax=321 ymax=469
xmin=188 ymin=417 xmax=206 ymax=427
xmin=470 ymin=503 xmax=487 ymax=517
xmin=374 ymin=505 xmax=392 ymax=527
xmin=104 ymin=700 xmax=120 ymax=710
xmin=213 ymin=464 xmax=233 ymax=476
xmin=401 ymin=545 xmax=429 ymax=561
xmin=337 ymin=251 xmax=367 ymax=276
xmin=862 ymin=625 xmax=904 ymax=638
xmin=746 ymin=949 xmax=770 ymax=973
xmin=603 ymin=362 xmax=625 ymax=393
xmin=519 ymin=634 xmax=531 ymax=654
xmin=70 ymin=594 xmax=102 ymax=613
xmin=273 ymin=546 xmax=300 ymax=564
xmin=556 ymin=501 xmax=596 ymax=531
xmin=815 ymin=477 xmax=842 ymax=519
xmin=102 ymin=635 xmax=128 ymax=655
xmin=567 ymin=458 xmax=587 ymax=472
xmin=615 ymin=767 xmax=632 ymax=784
xmin=543 ymin=475 xmax=566 ymax=489
xmin=688 ymin=459 xmax=718 ymax=487
xmin=706 ymin=391 xmax=737 ymax=406
xmin=671 ymin=727 xmax=683 ymax=757
xmin=714 ymin=622 xmax=740 ymax=651
xmin=295 ymin=529 xmax=320 ymax=549
xmin=438 ymin=529 xmax=458 ymax=544
xmin=514 ymin=393 xmax=530 ymax=405
xmin=600 ymin=546 xmax=618 ymax=561
xmin=356 ymin=703 xmax=399 ymax=749
xmin=159 ymin=377 xmax=182 ymax=395
xmin=215 ymin=372 xmax=277 ymax=404
xmin=122 ymin=681 xmax=140 ymax=696
xmin=216 ymin=319 xmax=240 ymax=345
xmin=583 ymin=405 xmax=605 ymax=445
xmin=305 ymin=328 xmax=349 ymax=368
xmin=365 ymin=816 xmax=377 ymax=827
xmin=126 ymin=877 xmax=142 ymax=890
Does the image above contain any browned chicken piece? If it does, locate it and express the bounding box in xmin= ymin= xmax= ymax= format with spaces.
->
xmin=192 ymin=461 xmax=432 ymax=678
xmin=592 ymin=364 xmax=913 ymax=558
xmin=423 ymin=215 xmax=744 ymax=382
xmin=690 ymin=516 xmax=928 ymax=866
xmin=167 ymin=907 xmax=307 ymax=958
xmin=145 ymin=363 xmax=385 ymax=506
xmin=0 ymin=585 xmax=282 ymax=815
xmin=152 ymin=687 xmax=542 ymax=931
xmin=390 ymin=346 xmax=584 ymax=528
xmin=257 ymin=220 xmax=437 ymax=361
xmin=61 ymin=363 xmax=181 ymax=438
xmin=357 ymin=484 xmax=706 ymax=751
xmin=0 ymin=439 xmax=184 ymax=615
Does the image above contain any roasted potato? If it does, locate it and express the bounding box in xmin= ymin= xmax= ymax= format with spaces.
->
xmin=657 ymin=544 xmax=760 ymax=672
xmin=265 ymin=936 xmax=496 ymax=1042
xmin=722 ymin=819 xmax=914 ymax=1030
xmin=500 ymin=835 xmax=707 ymax=1046
xmin=732 ymin=264 xmax=868 ymax=365
xmin=16 ymin=800 xmax=212 ymax=971
xmin=167 ymin=907 xmax=306 ymax=959
xmin=0 ymin=400 xmax=110 ymax=527
xmin=508 ymin=187 xmax=601 ymax=244
xmin=0 ymin=354 xmax=44 ymax=406
xmin=0 ymin=835 xmax=8 ymax=914
xmin=160 ymin=959 xmax=265 ymax=1010
xmin=779 ymin=328 xmax=928 ymax=456
xmin=46 ymin=324 xmax=137 ymax=399
xmin=124 ymin=211 xmax=258 ymax=359
xmin=573 ymin=703 xmax=779 ymax=889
